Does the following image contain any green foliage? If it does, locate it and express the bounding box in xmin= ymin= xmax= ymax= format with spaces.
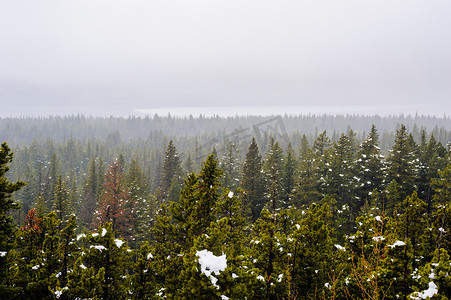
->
xmin=241 ymin=137 xmax=265 ymax=221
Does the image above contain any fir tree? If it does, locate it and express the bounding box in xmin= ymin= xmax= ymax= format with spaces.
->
xmin=281 ymin=143 xmax=297 ymax=206
xmin=0 ymin=142 xmax=25 ymax=296
xmin=220 ymin=142 xmax=241 ymax=191
xmin=241 ymin=138 xmax=265 ymax=221
xmin=159 ymin=140 xmax=182 ymax=202
xmin=82 ymin=223 xmax=132 ymax=299
xmin=386 ymin=124 xmax=419 ymax=201
xmin=80 ymin=157 xmax=98 ymax=229
xmin=290 ymin=139 xmax=322 ymax=207
xmin=354 ymin=125 xmax=385 ymax=208
xmin=52 ymin=175 xmax=71 ymax=225
xmin=127 ymin=159 xmax=152 ymax=246
xmin=263 ymin=140 xmax=285 ymax=214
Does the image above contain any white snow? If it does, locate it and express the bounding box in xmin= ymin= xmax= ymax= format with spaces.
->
xmin=439 ymin=227 xmax=446 ymax=233
xmin=92 ymin=233 xmax=99 ymax=237
xmin=32 ymin=265 xmax=40 ymax=270
xmin=390 ymin=240 xmax=406 ymax=248
xmin=101 ymin=228 xmax=107 ymax=237
xmin=228 ymin=191 xmax=234 ymax=198
xmin=375 ymin=216 xmax=382 ymax=222
xmin=196 ymin=249 xmax=227 ymax=288
xmin=0 ymin=251 xmax=7 ymax=257
xmin=114 ymin=239 xmax=124 ymax=248
xmin=411 ymin=281 xmax=438 ymax=299
xmin=90 ymin=245 xmax=106 ymax=251
xmin=147 ymin=253 xmax=153 ymax=259
xmin=80 ymin=264 xmax=87 ymax=269
xmin=335 ymin=244 xmax=346 ymax=251
xmin=221 ymin=296 xmax=229 ymax=300
xmin=257 ymin=275 xmax=265 ymax=282
xmin=372 ymin=236 xmax=385 ymax=242
xmin=76 ymin=234 xmax=86 ymax=241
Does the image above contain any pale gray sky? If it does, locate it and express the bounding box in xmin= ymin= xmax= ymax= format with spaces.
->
xmin=1 ymin=1 xmax=450 ymax=116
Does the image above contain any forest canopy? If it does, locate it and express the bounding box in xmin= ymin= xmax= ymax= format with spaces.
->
xmin=1 ymin=115 xmax=451 ymax=299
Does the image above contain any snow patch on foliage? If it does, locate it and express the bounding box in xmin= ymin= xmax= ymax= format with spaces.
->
xmin=375 ymin=216 xmax=382 ymax=222
xmin=228 ymin=191 xmax=234 ymax=198
xmin=147 ymin=253 xmax=153 ymax=259
xmin=390 ymin=240 xmax=406 ymax=248
xmin=101 ymin=228 xmax=107 ymax=236
xmin=372 ymin=236 xmax=385 ymax=242
xmin=0 ymin=251 xmax=7 ymax=257
xmin=90 ymin=245 xmax=106 ymax=251
xmin=76 ymin=234 xmax=86 ymax=241
xmin=410 ymin=281 xmax=438 ymax=299
xmin=114 ymin=239 xmax=124 ymax=248
xmin=335 ymin=244 xmax=346 ymax=251
xmin=196 ymin=249 xmax=227 ymax=288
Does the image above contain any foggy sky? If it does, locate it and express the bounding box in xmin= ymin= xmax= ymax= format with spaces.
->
xmin=1 ymin=1 xmax=451 ymax=117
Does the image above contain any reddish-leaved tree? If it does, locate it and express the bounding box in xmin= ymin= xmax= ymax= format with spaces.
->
xmin=95 ymin=158 xmax=134 ymax=240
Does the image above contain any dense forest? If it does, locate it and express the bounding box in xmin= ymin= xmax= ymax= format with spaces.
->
xmin=1 ymin=115 xmax=451 ymax=299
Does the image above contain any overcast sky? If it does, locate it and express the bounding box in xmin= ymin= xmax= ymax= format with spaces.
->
xmin=1 ymin=1 xmax=450 ymax=117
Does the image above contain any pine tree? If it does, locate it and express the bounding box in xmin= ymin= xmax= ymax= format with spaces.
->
xmin=57 ymin=215 xmax=78 ymax=290
xmin=52 ymin=175 xmax=71 ymax=225
xmin=290 ymin=138 xmax=322 ymax=207
xmin=383 ymin=192 xmax=427 ymax=298
xmin=386 ymin=124 xmax=418 ymax=201
xmin=159 ymin=140 xmax=183 ymax=202
xmin=263 ymin=140 xmax=285 ymax=214
xmin=290 ymin=202 xmax=335 ymax=299
xmin=354 ymin=125 xmax=385 ymax=208
xmin=42 ymin=153 xmax=59 ymax=211
xmin=241 ymin=138 xmax=265 ymax=221
xmin=96 ymin=158 xmax=133 ymax=240
xmin=80 ymin=157 xmax=98 ymax=229
xmin=281 ymin=143 xmax=297 ymax=206
xmin=76 ymin=223 xmax=132 ymax=299
xmin=431 ymin=165 xmax=451 ymax=254
xmin=127 ymin=159 xmax=152 ymax=246
xmin=312 ymin=131 xmax=332 ymax=196
xmin=11 ymin=209 xmax=46 ymax=298
xmin=0 ymin=142 xmax=26 ymax=296
xmin=220 ymin=142 xmax=241 ymax=191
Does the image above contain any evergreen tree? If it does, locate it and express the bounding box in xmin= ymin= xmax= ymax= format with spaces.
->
xmin=52 ymin=175 xmax=71 ymax=225
xmin=96 ymin=158 xmax=133 ymax=240
xmin=312 ymin=131 xmax=332 ymax=195
xmin=354 ymin=125 xmax=385 ymax=209
xmin=220 ymin=142 xmax=241 ymax=191
xmin=263 ymin=140 xmax=285 ymax=214
xmin=42 ymin=153 xmax=59 ymax=211
xmin=0 ymin=142 xmax=25 ymax=297
xmin=11 ymin=209 xmax=46 ymax=298
xmin=159 ymin=140 xmax=183 ymax=202
xmin=290 ymin=202 xmax=335 ymax=299
xmin=281 ymin=143 xmax=297 ymax=206
xmin=80 ymin=157 xmax=98 ymax=229
xmin=290 ymin=138 xmax=322 ymax=207
xmin=78 ymin=223 xmax=132 ymax=299
xmin=386 ymin=124 xmax=419 ymax=201
xmin=241 ymin=138 xmax=265 ymax=221
xmin=127 ymin=159 xmax=152 ymax=246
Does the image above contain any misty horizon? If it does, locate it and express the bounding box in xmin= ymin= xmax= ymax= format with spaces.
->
xmin=1 ymin=1 xmax=451 ymax=118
